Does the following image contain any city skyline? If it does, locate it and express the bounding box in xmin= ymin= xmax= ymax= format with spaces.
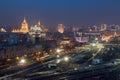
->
xmin=0 ymin=0 xmax=120 ymax=28
xmin=0 ymin=1 xmax=120 ymax=79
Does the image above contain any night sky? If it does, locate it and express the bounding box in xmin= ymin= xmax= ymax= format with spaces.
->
xmin=0 ymin=0 xmax=120 ymax=28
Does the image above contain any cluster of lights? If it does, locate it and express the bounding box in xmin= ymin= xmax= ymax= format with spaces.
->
xmin=19 ymin=59 xmax=26 ymax=64
xmin=18 ymin=58 xmax=27 ymax=66
xmin=56 ymin=56 xmax=70 ymax=64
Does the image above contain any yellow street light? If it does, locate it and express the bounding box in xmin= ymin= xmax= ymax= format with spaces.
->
xmin=16 ymin=56 xmax=20 ymax=60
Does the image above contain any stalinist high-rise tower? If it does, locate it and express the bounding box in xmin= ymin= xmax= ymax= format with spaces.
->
xmin=12 ymin=18 xmax=29 ymax=33
xmin=21 ymin=18 xmax=29 ymax=33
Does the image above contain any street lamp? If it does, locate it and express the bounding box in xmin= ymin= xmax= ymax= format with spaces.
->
xmin=64 ymin=56 xmax=69 ymax=62
xmin=18 ymin=58 xmax=26 ymax=66
xmin=56 ymin=49 xmax=61 ymax=53
xmin=24 ymin=54 xmax=27 ymax=57
xmin=20 ymin=59 xmax=26 ymax=64
xmin=57 ymin=55 xmax=60 ymax=58
xmin=56 ymin=59 xmax=61 ymax=63
xmin=16 ymin=56 xmax=20 ymax=60
xmin=91 ymin=43 xmax=96 ymax=47
xmin=95 ymin=38 xmax=98 ymax=40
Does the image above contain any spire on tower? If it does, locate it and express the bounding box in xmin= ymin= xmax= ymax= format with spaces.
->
xmin=21 ymin=17 xmax=29 ymax=33
xmin=23 ymin=17 xmax=27 ymax=23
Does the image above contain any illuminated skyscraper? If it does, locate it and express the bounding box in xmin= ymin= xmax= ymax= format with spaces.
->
xmin=57 ymin=24 xmax=64 ymax=33
xmin=12 ymin=18 xmax=29 ymax=33
xmin=21 ymin=18 xmax=29 ymax=33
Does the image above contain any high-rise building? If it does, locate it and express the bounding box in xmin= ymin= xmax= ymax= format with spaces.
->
xmin=12 ymin=18 xmax=29 ymax=33
xmin=21 ymin=18 xmax=29 ymax=33
xmin=100 ymin=24 xmax=107 ymax=31
xmin=57 ymin=24 xmax=64 ymax=33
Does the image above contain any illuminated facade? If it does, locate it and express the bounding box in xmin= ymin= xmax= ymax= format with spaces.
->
xmin=74 ymin=32 xmax=88 ymax=43
xmin=29 ymin=21 xmax=46 ymax=44
xmin=0 ymin=28 xmax=7 ymax=32
xmin=60 ymin=37 xmax=70 ymax=45
xmin=12 ymin=18 xmax=29 ymax=33
xmin=29 ymin=21 xmax=45 ymax=36
xmin=57 ymin=24 xmax=64 ymax=33
xmin=101 ymin=31 xmax=119 ymax=42
xmin=101 ymin=35 xmax=112 ymax=42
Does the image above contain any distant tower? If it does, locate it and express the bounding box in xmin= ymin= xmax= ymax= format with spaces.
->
xmin=11 ymin=18 xmax=29 ymax=33
xmin=93 ymin=25 xmax=97 ymax=32
xmin=21 ymin=17 xmax=29 ymax=33
xmin=100 ymin=24 xmax=107 ymax=31
xmin=115 ymin=25 xmax=120 ymax=31
xmin=57 ymin=24 xmax=64 ymax=33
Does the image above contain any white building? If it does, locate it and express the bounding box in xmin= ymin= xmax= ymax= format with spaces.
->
xmin=29 ymin=21 xmax=46 ymax=44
